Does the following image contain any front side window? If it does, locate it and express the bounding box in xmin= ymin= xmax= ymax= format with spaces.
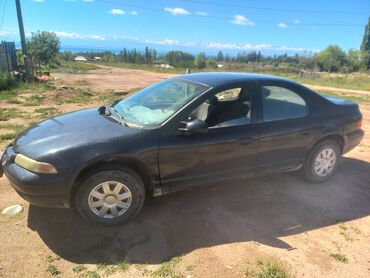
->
xmin=262 ymin=85 xmax=308 ymax=122
xmin=114 ymin=79 xmax=209 ymax=127
xmin=189 ymin=86 xmax=253 ymax=127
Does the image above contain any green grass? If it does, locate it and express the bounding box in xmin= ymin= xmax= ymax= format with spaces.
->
xmin=54 ymin=61 xmax=100 ymax=73
xmin=97 ymin=263 xmax=117 ymax=276
xmin=73 ymin=265 xmax=87 ymax=273
xmin=0 ymin=124 xmax=26 ymax=133
xmin=99 ymin=88 xmax=142 ymax=103
xmin=0 ymin=90 xmax=17 ymax=101
xmin=0 ymin=108 xmax=27 ymax=121
xmin=96 ymin=261 xmax=130 ymax=276
xmin=0 ymin=133 xmax=17 ymax=142
xmin=244 ymin=258 xmax=291 ymax=278
xmin=0 ymin=124 xmax=26 ymax=143
xmin=34 ymin=107 xmax=60 ymax=117
xmin=116 ymin=261 xmax=130 ymax=271
xmin=0 ymin=73 xmax=17 ymax=91
xmin=152 ymin=257 xmax=183 ymax=278
xmin=81 ymin=270 xmax=100 ymax=278
xmin=46 ymin=264 xmax=61 ymax=276
xmin=317 ymin=90 xmax=370 ymax=104
xmin=330 ymin=253 xmax=348 ymax=263
xmin=101 ymin=62 xmax=370 ymax=91
xmin=45 ymin=255 xmax=61 ymax=264
xmin=24 ymin=95 xmax=45 ymax=106
xmin=0 ymin=82 xmax=51 ymax=104
xmin=62 ymin=88 xmax=94 ymax=104
xmin=0 ymin=123 xmax=30 ymax=144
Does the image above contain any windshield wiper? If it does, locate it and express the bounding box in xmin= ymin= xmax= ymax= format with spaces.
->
xmin=101 ymin=104 xmax=128 ymax=127
xmin=111 ymin=106 xmax=128 ymax=127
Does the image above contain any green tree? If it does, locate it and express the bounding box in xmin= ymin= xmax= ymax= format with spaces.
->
xmin=206 ymin=58 xmax=217 ymax=68
xmin=347 ymin=49 xmax=364 ymax=72
xmin=165 ymin=51 xmax=194 ymax=67
xmin=361 ymin=16 xmax=370 ymax=69
xmin=217 ymin=51 xmax=224 ymax=61
xmin=314 ymin=45 xmax=347 ymax=72
xmin=194 ymin=52 xmax=206 ymax=69
xmin=59 ymin=51 xmax=74 ymax=61
xmin=27 ymin=31 xmax=60 ymax=66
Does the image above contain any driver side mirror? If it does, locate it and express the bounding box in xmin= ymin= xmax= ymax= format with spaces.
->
xmin=177 ymin=119 xmax=209 ymax=135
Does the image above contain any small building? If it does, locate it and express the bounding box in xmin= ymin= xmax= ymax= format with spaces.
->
xmin=153 ymin=60 xmax=173 ymax=69
xmin=0 ymin=41 xmax=17 ymax=72
xmin=74 ymin=56 xmax=87 ymax=62
xmin=94 ymin=57 xmax=101 ymax=61
xmin=217 ymin=64 xmax=224 ymax=68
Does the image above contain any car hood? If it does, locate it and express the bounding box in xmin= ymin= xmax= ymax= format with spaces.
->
xmin=13 ymin=108 xmax=141 ymax=158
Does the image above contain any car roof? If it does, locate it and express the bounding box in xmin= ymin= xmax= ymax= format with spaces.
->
xmin=177 ymin=72 xmax=295 ymax=87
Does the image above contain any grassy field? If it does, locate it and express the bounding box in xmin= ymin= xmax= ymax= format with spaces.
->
xmin=317 ymin=89 xmax=370 ymax=103
xmin=100 ymin=62 xmax=370 ymax=91
xmin=0 ymin=82 xmax=140 ymax=147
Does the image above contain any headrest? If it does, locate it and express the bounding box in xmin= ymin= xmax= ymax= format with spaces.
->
xmin=207 ymin=96 xmax=218 ymax=105
xmin=239 ymin=88 xmax=250 ymax=102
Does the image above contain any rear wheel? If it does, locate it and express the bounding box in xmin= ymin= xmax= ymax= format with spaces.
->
xmin=303 ymin=139 xmax=341 ymax=183
xmin=75 ymin=168 xmax=145 ymax=225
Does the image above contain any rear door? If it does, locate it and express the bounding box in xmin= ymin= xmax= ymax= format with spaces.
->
xmin=255 ymin=81 xmax=316 ymax=174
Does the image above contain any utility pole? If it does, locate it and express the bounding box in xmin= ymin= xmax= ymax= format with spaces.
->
xmin=15 ymin=0 xmax=32 ymax=82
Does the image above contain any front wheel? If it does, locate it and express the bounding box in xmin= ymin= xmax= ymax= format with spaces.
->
xmin=303 ymin=139 xmax=341 ymax=183
xmin=75 ymin=168 xmax=145 ymax=225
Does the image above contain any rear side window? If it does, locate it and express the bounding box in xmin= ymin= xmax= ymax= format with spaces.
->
xmin=262 ymin=85 xmax=308 ymax=122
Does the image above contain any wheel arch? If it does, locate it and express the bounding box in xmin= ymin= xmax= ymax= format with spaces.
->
xmin=311 ymin=133 xmax=345 ymax=154
xmin=71 ymin=156 xmax=156 ymax=198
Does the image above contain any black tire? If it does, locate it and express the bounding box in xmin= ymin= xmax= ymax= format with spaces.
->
xmin=75 ymin=168 xmax=145 ymax=225
xmin=302 ymin=139 xmax=341 ymax=183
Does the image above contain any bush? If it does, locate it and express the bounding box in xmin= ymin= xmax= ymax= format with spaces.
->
xmin=0 ymin=73 xmax=17 ymax=91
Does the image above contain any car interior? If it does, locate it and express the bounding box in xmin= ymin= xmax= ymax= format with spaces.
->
xmin=189 ymin=86 xmax=253 ymax=127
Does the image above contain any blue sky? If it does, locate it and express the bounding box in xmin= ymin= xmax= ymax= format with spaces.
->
xmin=0 ymin=0 xmax=369 ymax=55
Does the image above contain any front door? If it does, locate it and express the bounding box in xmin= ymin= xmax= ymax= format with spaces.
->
xmin=158 ymin=83 xmax=259 ymax=193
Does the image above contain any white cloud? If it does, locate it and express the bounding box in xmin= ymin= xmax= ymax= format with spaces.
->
xmin=0 ymin=30 xmax=15 ymax=36
xmin=203 ymin=42 xmax=318 ymax=52
xmin=196 ymin=11 xmax=208 ymax=16
xmin=54 ymin=31 xmax=106 ymax=41
xmin=109 ymin=9 xmax=137 ymax=15
xmin=277 ymin=22 xmax=288 ymax=28
xmin=149 ymin=39 xmax=193 ymax=47
xmin=293 ymin=19 xmax=300 ymax=24
xmin=164 ymin=7 xmax=190 ymax=16
xmin=109 ymin=9 xmax=125 ymax=15
xmin=230 ymin=15 xmax=254 ymax=26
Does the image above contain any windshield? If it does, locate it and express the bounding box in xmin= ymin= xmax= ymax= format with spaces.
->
xmin=113 ymin=78 xmax=209 ymax=127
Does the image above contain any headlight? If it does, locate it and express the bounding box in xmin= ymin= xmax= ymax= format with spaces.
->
xmin=15 ymin=154 xmax=58 ymax=174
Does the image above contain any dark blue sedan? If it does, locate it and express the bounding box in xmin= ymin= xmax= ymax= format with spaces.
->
xmin=1 ymin=73 xmax=364 ymax=225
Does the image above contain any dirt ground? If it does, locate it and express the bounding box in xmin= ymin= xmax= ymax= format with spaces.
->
xmin=0 ymin=67 xmax=370 ymax=278
xmin=53 ymin=66 xmax=176 ymax=92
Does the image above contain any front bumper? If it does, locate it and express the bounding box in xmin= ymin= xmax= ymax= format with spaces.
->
xmin=343 ymin=129 xmax=365 ymax=154
xmin=1 ymin=145 xmax=71 ymax=208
